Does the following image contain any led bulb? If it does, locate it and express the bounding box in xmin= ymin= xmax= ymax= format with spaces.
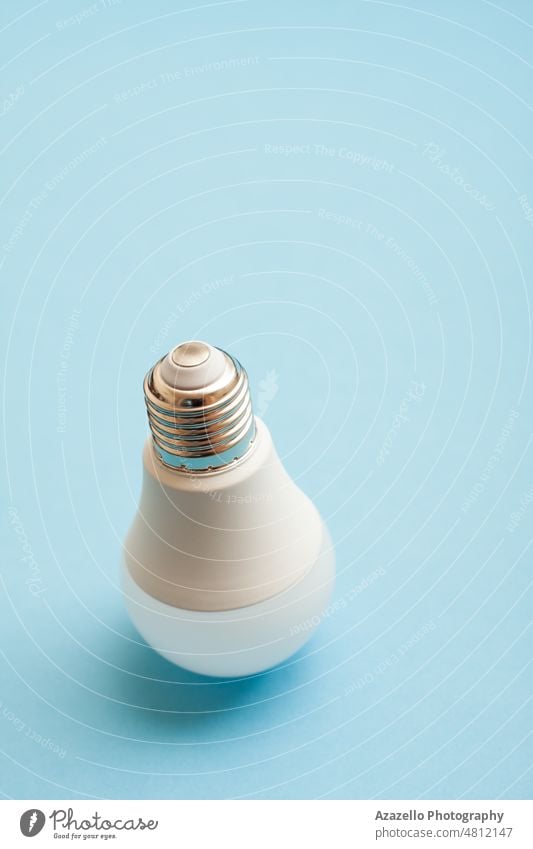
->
xmin=122 ymin=340 xmax=335 ymax=677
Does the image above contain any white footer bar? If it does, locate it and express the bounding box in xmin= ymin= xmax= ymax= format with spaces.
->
xmin=1 ymin=800 xmax=531 ymax=848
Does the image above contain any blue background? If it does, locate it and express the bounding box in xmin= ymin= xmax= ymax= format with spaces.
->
xmin=0 ymin=0 xmax=532 ymax=800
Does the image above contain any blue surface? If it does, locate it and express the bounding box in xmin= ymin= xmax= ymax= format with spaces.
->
xmin=0 ymin=0 xmax=532 ymax=800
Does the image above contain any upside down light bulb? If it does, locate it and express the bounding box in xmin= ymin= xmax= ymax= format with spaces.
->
xmin=122 ymin=340 xmax=335 ymax=677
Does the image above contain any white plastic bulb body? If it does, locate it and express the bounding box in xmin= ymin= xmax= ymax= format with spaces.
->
xmin=122 ymin=341 xmax=335 ymax=678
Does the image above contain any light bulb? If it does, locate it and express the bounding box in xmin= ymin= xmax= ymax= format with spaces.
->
xmin=122 ymin=340 xmax=335 ymax=677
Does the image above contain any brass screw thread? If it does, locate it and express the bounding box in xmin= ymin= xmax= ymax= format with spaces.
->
xmin=143 ymin=346 xmax=256 ymax=472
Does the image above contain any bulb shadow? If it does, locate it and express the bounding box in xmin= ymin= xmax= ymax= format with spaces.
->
xmin=104 ymin=618 xmax=285 ymax=735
